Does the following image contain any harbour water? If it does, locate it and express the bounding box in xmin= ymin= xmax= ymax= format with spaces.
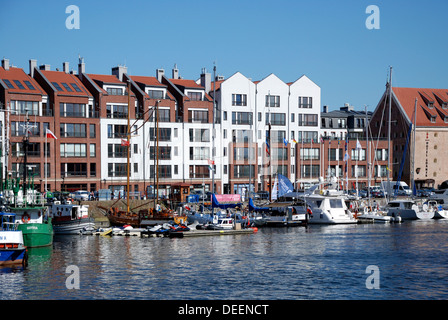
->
xmin=2 ymin=220 xmax=448 ymax=300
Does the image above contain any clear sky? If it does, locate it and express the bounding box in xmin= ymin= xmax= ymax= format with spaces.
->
xmin=1 ymin=0 xmax=447 ymax=111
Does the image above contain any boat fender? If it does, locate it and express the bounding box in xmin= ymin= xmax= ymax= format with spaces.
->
xmin=22 ymin=212 xmax=31 ymax=223
xmin=57 ymin=210 xmax=62 ymax=216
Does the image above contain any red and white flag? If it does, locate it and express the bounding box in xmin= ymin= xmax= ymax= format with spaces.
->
xmin=121 ymin=139 xmax=130 ymax=147
xmin=46 ymin=128 xmax=57 ymax=139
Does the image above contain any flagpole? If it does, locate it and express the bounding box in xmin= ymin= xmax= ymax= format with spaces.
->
xmin=45 ymin=133 xmax=47 ymax=193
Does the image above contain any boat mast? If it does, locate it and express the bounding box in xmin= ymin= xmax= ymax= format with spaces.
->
xmin=387 ymin=66 xmax=392 ymax=202
xmin=411 ymin=98 xmax=417 ymax=195
xmin=366 ymin=105 xmax=370 ymax=202
xmin=126 ymin=80 xmax=131 ymax=215
xmin=268 ymin=91 xmax=272 ymax=202
xmin=156 ymin=99 xmax=159 ymax=210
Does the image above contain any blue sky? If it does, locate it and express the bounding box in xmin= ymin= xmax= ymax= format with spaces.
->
xmin=1 ymin=0 xmax=447 ymax=111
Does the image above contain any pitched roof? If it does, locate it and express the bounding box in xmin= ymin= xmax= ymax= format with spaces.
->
xmin=392 ymin=87 xmax=448 ymax=127
xmin=169 ymin=78 xmax=203 ymax=89
xmin=0 ymin=66 xmax=47 ymax=95
xmin=87 ymin=74 xmax=125 ymax=85
xmin=130 ymin=75 xmax=166 ymax=88
xmin=40 ymin=70 xmax=91 ymax=96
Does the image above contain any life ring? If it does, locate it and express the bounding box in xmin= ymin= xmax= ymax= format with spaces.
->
xmin=307 ymin=207 xmax=313 ymax=215
xmin=22 ymin=213 xmax=31 ymax=223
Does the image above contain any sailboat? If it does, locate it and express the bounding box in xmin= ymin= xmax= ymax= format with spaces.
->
xmin=106 ymin=81 xmax=176 ymax=227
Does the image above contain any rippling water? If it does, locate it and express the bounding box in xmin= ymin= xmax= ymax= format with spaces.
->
xmin=2 ymin=220 xmax=448 ymax=300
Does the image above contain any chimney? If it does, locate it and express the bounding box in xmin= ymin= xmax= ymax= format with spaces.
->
xmin=172 ymin=64 xmax=179 ymax=79
xmin=200 ymin=68 xmax=211 ymax=93
xmin=39 ymin=64 xmax=51 ymax=71
xmin=78 ymin=56 xmax=85 ymax=79
xmin=156 ymin=69 xmax=165 ymax=82
xmin=323 ymin=105 xmax=328 ymax=113
xmin=63 ymin=62 xmax=69 ymax=74
xmin=112 ymin=65 xmax=127 ymax=82
xmin=29 ymin=59 xmax=37 ymax=77
xmin=2 ymin=58 xmax=10 ymax=70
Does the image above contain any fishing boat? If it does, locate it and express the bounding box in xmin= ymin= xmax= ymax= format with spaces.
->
xmin=50 ymin=200 xmax=95 ymax=234
xmin=2 ymin=164 xmax=53 ymax=247
xmin=0 ymin=212 xmax=27 ymax=266
xmin=385 ymin=199 xmax=435 ymax=220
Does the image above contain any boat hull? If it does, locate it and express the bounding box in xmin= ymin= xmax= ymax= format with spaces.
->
xmin=0 ymin=248 xmax=27 ymax=266
xmin=387 ymin=209 xmax=434 ymax=220
xmin=53 ymin=218 xmax=96 ymax=235
xmin=18 ymin=222 xmax=54 ymax=247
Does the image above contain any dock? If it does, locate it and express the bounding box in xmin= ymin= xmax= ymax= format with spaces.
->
xmin=169 ymin=228 xmax=255 ymax=238
xmin=86 ymin=227 xmax=256 ymax=238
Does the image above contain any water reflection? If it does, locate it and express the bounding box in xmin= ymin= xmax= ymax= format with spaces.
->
xmin=1 ymin=220 xmax=448 ymax=299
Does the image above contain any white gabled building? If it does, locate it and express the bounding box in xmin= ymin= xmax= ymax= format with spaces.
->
xmin=211 ymin=71 xmax=322 ymax=194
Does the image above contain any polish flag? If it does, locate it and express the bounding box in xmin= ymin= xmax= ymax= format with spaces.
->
xmin=46 ymin=128 xmax=57 ymax=139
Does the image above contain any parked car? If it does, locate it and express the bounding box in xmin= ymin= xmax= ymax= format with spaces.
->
xmin=417 ymin=189 xmax=434 ymax=197
xmin=72 ymin=190 xmax=90 ymax=201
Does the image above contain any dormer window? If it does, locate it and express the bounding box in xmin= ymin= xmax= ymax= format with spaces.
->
xmin=444 ymin=116 xmax=448 ymax=123
xmin=187 ymin=91 xmax=202 ymax=101
xmin=428 ymin=102 xmax=434 ymax=109
xmin=107 ymin=87 xmax=124 ymax=95
xmin=442 ymin=102 xmax=448 ymax=109
xmin=430 ymin=115 xmax=437 ymax=123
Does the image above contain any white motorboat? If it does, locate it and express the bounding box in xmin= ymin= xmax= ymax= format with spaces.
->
xmin=303 ymin=190 xmax=357 ymax=225
xmin=50 ymin=200 xmax=95 ymax=234
xmin=385 ymin=199 xmax=435 ymax=220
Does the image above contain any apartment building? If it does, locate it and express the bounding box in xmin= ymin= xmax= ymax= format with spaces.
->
xmin=0 ymin=59 xmax=49 ymax=188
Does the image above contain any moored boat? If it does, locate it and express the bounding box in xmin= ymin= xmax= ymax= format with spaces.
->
xmin=385 ymin=199 xmax=435 ymax=220
xmin=0 ymin=212 xmax=27 ymax=267
xmin=50 ymin=200 xmax=95 ymax=234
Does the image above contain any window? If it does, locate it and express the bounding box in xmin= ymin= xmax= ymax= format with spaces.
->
xmin=2 ymin=79 xmax=15 ymax=89
xmin=149 ymin=108 xmax=170 ymax=122
xmin=13 ymin=80 xmax=25 ymax=90
xmin=60 ymin=143 xmax=87 ymax=157
xmin=188 ymin=110 xmax=208 ymax=123
xmin=10 ymin=100 xmax=39 ymax=115
xmin=351 ymin=165 xmax=366 ymax=177
xmin=90 ymin=144 xmax=96 ymax=157
xmin=189 ymin=128 xmax=210 ymax=142
xmin=189 ymin=165 xmax=209 ymax=179
xmin=11 ymin=121 xmax=40 ymax=136
xmin=233 ymin=165 xmax=255 ymax=178
xmin=266 ymin=113 xmax=286 ymax=126
xmin=150 ymin=128 xmax=171 ymax=141
xmin=107 ymin=144 xmax=127 ymax=158
xmin=70 ymin=83 xmax=82 ymax=92
xmin=107 ymin=124 xmax=127 ymax=138
xmin=303 ymin=114 xmax=318 ymax=126
xmin=302 ymin=165 xmax=320 ymax=178
xmin=107 ymin=87 xmax=124 ymax=95
xmin=151 ymin=146 xmax=171 ymax=160
xmin=151 ymin=165 xmax=172 ymax=178
xmin=60 ymin=123 xmax=87 ymax=138
xmin=24 ymin=80 xmax=35 ymax=90
xmin=60 ymin=103 xmax=86 ymax=117
xmin=62 ymin=163 xmax=87 ymax=177
xmin=106 ymin=104 xmax=128 ymax=119
xmin=300 ymin=148 xmax=320 ymax=160
xmin=233 ymin=147 xmax=255 ymax=161
xmin=351 ymin=149 xmax=366 ymax=161
xmin=232 ymin=112 xmax=253 ymax=125
xmin=232 ymin=94 xmax=247 ymax=106
xmin=299 ymin=96 xmax=313 ymax=108
xmin=187 ymin=91 xmax=202 ymax=101
xmin=291 ymin=113 xmax=295 ymax=122
xmin=265 ymin=95 xmax=280 ymax=107
xmin=61 ymin=83 xmax=73 ymax=92
xmin=52 ymin=82 xmax=64 ymax=91
xmin=189 ymin=147 xmax=209 ymax=160
xmin=148 ymin=90 xmax=164 ymax=99
xmin=89 ymin=124 xmax=96 ymax=138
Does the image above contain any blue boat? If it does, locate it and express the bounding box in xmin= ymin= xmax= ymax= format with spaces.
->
xmin=0 ymin=212 xmax=27 ymax=267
